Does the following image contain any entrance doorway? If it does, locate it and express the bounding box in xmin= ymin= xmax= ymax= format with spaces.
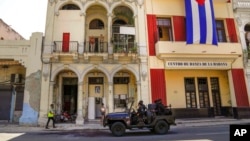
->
xmin=62 ymin=78 xmax=78 ymax=115
xmin=210 ymin=78 xmax=222 ymax=116
xmin=88 ymin=77 xmax=104 ymax=120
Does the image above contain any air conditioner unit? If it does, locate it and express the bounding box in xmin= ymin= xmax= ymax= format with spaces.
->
xmin=10 ymin=74 xmax=22 ymax=83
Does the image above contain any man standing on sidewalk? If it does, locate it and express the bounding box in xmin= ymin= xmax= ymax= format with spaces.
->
xmin=45 ymin=104 xmax=56 ymax=129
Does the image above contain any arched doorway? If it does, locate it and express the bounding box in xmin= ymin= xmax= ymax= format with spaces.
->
xmin=53 ymin=70 xmax=78 ymax=122
xmin=84 ymin=70 xmax=108 ymax=120
xmin=113 ymin=70 xmax=137 ymax=112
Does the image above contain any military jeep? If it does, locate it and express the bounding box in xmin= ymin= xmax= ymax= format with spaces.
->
xmin=103 ymin=100 xmax=176 ymax=136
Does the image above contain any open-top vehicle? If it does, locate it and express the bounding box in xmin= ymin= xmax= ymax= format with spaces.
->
xmin=103 ymin=99 xmax=176 ymax=136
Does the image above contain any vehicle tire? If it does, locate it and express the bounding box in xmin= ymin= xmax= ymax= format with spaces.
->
xmin=154 ymin=120 xmax=169 ymax=134
xmin=111 ymin=122 xmax=126 ymax=136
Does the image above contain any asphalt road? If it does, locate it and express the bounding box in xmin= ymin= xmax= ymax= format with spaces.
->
xmin=0 ymin=124 xmax=235 ymax=141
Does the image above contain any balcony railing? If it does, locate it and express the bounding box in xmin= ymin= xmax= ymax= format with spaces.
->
xmin=113 ymin=41 xmax=137 ymax=53
xmin=52 ymin=41 xmax=137 ymax=54
xmin=84 ymin=41 xmax=108 ymax=53
xmin=53 ymin=41 xmax=79 ymax=53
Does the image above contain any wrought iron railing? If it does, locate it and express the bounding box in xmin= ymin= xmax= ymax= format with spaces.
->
xmin=112 ymin=41 xmax=137 ymax=53
xmin=53 ymin=41 xmax=79 ymax=53
xmin=84 ymin=41 xmax=108 ymax=53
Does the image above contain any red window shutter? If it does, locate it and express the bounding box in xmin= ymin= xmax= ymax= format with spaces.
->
xmin=147 ymin=14 xmax=157 ymax=56
xmin=62 ymin=33 xmax=70 ymax=52
xmin=232 ymin=69 xmax=249 ymax=107
xmin=150 ymin=69 xmax=167 ymax=105
xmin=226 ymin=18 xmax=238 ymax=43
xmin=173 ymin=16 xmax=186 ymax=41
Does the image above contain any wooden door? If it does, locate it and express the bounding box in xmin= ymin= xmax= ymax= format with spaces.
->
xmin=62 ymin=33 xmax=70 ymax=52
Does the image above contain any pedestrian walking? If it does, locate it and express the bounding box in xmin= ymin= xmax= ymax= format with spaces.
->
xmin=45 ymin=104 xmax=56 ymax=129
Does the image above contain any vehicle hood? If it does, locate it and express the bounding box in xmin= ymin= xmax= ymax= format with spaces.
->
xmin=106 ymin=112 xmax=129 ymax=118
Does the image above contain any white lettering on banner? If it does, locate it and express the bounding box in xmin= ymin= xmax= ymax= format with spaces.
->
xmin=165 ymin=61 xmax=230 ymax=69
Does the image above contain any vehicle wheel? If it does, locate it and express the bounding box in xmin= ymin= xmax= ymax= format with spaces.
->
xmin=154 ymin=120 xmax=169 ymax=134
xmin=111 ymin=122 xmax=126 ymax=136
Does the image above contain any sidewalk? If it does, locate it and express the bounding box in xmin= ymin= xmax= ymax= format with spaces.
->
xmin=1 ymin=117 xmax=250 ymax=133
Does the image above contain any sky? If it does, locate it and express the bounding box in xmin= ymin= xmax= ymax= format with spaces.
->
xmin=0 ymin=0 xmax=47 ymax=39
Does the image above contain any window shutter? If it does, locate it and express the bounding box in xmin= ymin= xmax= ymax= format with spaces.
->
xmin=147 ymin=15 xmax=157 ymax=56
xmin=226 ymin=18 xmax=238 ymax=43
xmin=173 ymin=16 xmax=186 ymax=41
xmin=62 ymin=33 xmax=70 ymax=52
xmin=150 ymin=69 xmax=167 ymax=105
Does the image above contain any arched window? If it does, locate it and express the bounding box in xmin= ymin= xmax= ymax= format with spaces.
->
xmin=89 ymin=19 xmax=104 ymax=29
xmin=113 ymin=19 xmax=127 ymax=25
xmin=61 ymin=4 xmax=80 ymax=10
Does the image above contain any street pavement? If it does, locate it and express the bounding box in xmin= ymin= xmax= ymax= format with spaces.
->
xmin=1 ymin=117 xmax=250 ymax=133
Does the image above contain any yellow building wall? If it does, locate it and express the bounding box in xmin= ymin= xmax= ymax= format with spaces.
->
xmin=145 ymin=0 xmax=234 ymax=18
xmin=165 ymin=70 xmax=231 ymax=108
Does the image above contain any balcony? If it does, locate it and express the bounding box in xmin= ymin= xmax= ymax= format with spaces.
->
xmin=155 ymin=41 xmax=242 ymax=62
xmin=53 ymin=41 xmax=137 ymax=54
xmin=51 ymin=41 xmax=138 ymax=63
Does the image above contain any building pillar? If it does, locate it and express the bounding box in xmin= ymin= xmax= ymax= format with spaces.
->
xmin=76 ymin=82 xmax=84 ymax=125
xmin=136 ymin=81 xmax=141 ymax=101
xmin=108 ymin=82 xmax=114 ymax=112
xmin=227 ymin=70 xmax=238 ymax=118
xmin=48 ymin=81 xmax=54 ymax=106
xmin=107 ymin=13 xmax=113 ymax=54
xmin=79 ymin=14 xmax=85 ymax=54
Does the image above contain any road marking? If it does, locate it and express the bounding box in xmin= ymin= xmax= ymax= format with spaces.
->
xmin=0 ymin=133 xmax=24 ymax=141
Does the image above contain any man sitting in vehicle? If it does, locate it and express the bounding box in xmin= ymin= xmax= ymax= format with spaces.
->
xmin=137 ymin=100 xmax=147 ymax=118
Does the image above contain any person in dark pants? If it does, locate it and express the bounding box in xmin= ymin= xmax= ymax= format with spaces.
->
xmin=137 ymin=100 xmax=146 ymax=118
xmin=45 ymin=104 xmax=56 ymax=129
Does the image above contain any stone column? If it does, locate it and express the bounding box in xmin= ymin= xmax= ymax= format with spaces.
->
xmin=79 ymin=13 xmax=85 ymax=54
xmin=136 ymin=81 xmax=141 ymax=101
xmin=76 ymin=81 xmax=84 ymax=125
xmin=48 ymin=81 xmax=54 ymax=106
xmin=108 ymin=82 xmax=114 ymax=112
xmin=107 ymin=13 xmax=113 ymax=54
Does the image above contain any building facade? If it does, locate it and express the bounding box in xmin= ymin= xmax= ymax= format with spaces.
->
xmin=38 ymin=0 xmax=149 ymax=125
xmin=0 ymin=19 xmax=33 ymax=123
xmin=233 ymin=0 xmax=250 ymax=106
xmin=0 ymin=0 xmax=250 ymax=126
xmin=146 ymin=0 xmax=250 ymax=118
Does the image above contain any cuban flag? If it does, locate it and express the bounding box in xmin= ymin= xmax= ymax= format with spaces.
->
xmin=185 ymin=0 xmax=218 ymax=45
